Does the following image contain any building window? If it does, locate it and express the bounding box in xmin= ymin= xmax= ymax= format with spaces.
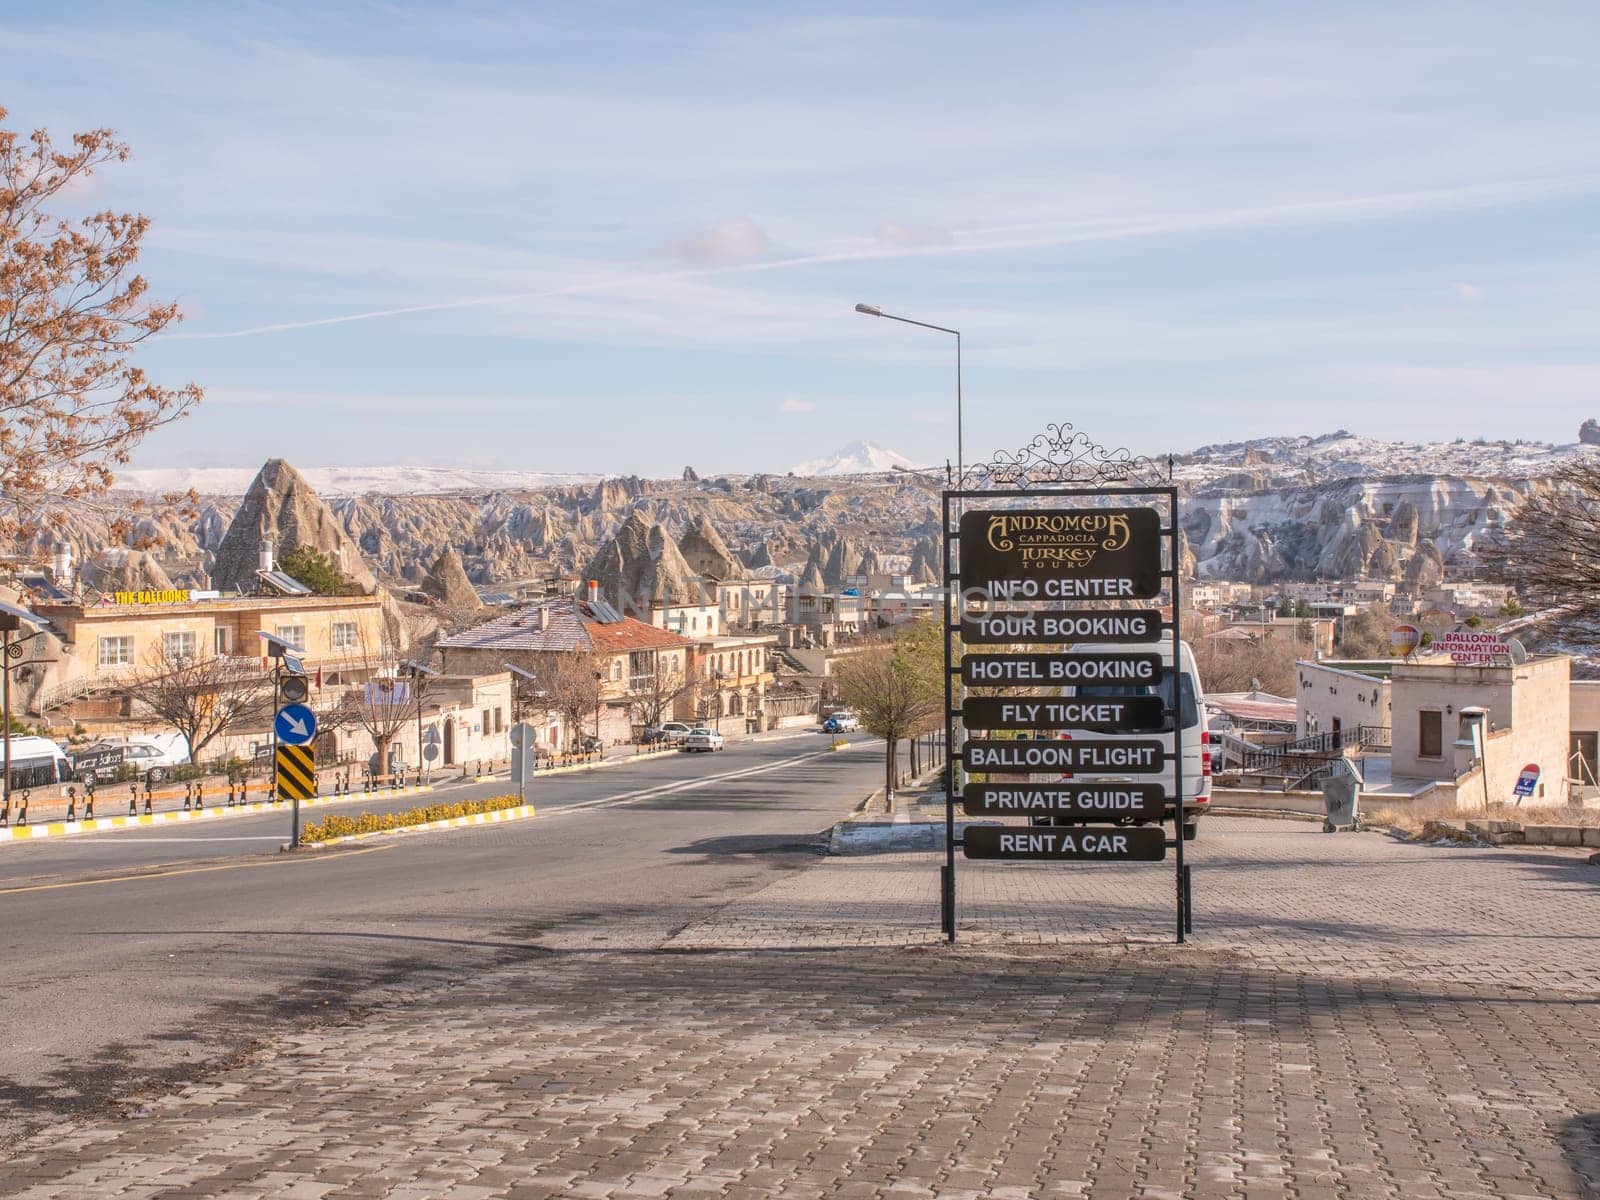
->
xmin=331 ymin=622 xmax=359 ymax=651
xmin=1419 ymin=710 xmax=1443 ymax=758
xmin=97 ymin=636 xmax=134 ymax=668
xmin=494 ymin=707 xmax=504 ymax=733
xmin=163 ymin=631 xmax=198 ymax=661
xmin=215 ymin=627 xmax=233 ymax=655
xmin=275 ymin=624 xmax=306 ymax=649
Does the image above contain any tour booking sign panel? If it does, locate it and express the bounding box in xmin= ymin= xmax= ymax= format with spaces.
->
xmin=958 ymin=507 xmax=1163 ymax=599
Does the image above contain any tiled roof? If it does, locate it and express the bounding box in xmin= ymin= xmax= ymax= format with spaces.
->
xmin=437 ymin=597 xmax=691 ymax=656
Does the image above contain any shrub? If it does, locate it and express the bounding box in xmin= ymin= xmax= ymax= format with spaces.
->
xmin=301 ymin=793 xmax=527 ymax=844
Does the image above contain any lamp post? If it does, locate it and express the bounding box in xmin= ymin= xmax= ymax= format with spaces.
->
xmin=854 ymin=303 xmax=963 ymax=482
xmin=402 ymin=660 xmax=439 ymax=784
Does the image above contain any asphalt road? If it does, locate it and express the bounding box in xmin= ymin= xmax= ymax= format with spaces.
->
xmin=0 ymin=731 xmax=882 ymax=1145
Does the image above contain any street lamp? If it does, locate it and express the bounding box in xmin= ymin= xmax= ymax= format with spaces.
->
xmin=0 ymin=601 xmax=45 ymax=826
xmin=854 ymin=303 xmax=963 ymax=481
xmin=402 ymin=660 xmax=439 ymax=783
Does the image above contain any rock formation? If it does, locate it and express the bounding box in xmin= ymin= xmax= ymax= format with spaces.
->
xmin=584 ymin=512 xmax=700 ymax=611
xmin=211 ymin=460 xmax=378 ymax=594
xmin=80 ymin=550 xmax=174 ymax=595
xmin=419 ymin=547 xmax=483 ymax=612
xmin=677 ymin=514 xmax=739 ymax=580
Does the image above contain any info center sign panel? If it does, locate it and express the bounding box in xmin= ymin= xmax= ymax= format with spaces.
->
xmin=957 ymin=507 xmax=1164 ymax=600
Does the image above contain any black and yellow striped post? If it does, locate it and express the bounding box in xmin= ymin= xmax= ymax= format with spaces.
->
xmin=276 ymin=744 xmax=316 ymax=846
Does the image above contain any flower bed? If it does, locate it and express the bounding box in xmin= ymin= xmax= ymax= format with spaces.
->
xmin=300 ymin=794 xmax=526 ymax=844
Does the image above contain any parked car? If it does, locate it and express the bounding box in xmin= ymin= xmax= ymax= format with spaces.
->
xmin=658 ymin=721 xmax=695 ymax=744
xmin=78 ymin=737 xmax=189 ymax=785
xmin=579 ymin=735 xmax=603 ymax=754
xmin=1033 ymin=639 xmax=1211 ymax=840
xmin=823 ymin=710 xmax=860 ymax=733
xmin=681 ymin=728 xmax=726 ymax=753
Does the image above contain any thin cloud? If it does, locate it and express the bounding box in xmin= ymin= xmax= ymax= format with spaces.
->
xmin=161 ymin=172 xmax=1600 ymax=341
xmin=779 ymin=397 xmax=815 ymax=414
xmin=666 ymin=217 xmax=772 ymax=266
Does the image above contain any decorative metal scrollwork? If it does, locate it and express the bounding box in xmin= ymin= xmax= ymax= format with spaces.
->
xmin=957 ymin=422 xmax=1171 ymax=491
xmin=5 ymin=642 xmax=21 ymax=661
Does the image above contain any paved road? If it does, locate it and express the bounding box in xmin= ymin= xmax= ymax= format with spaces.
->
xmin=0 ymin=731 xmax=881 ymax=1145
xmin=2 ymin=817 xmax=1597 ymax=1198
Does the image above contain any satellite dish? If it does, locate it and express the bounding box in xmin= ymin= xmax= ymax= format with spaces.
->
xmin=1505 ymin=636 xmax=1529 ymax=665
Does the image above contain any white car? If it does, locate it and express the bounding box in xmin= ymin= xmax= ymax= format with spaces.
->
xmin=659 ymin=721 xmax=696 ymax=744
xmin=681 ymin=728 xmax=726 ymax=752
xmin=823 ymin=710 xmax=860 ymax=733
xmin=79 ymin=737 xmax=190 ymax=784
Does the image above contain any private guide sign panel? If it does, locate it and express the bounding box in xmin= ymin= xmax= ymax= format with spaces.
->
xmin=958 ymin=507 xmax=1163 ymax=598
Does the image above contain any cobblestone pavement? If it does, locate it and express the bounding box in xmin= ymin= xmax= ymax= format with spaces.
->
xmin=674 ymin=817 xmax=1600 ymax=994
xmin=2 ymin=819 xmax=1597 ymax=1199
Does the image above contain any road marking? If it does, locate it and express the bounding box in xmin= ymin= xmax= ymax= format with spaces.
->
xmin=537 ymin=745 xmax=861 ymax=819
xmin=0 ymin=843 xmax=395 ymax=896
xmin=65 ymin=836 xmax=290 ymax=844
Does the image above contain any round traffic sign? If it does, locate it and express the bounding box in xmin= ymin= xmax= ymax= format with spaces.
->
xmin=422 ymin=743 xmax=439 ymax=762
xmin=274 ymin=703 xmax=318 ymax=746
xmin=280 ymin=675 xmax=310 ymax=704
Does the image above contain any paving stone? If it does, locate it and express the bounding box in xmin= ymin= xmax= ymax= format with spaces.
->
xmin=3 ymin=819 xmax=1599 ymax=1198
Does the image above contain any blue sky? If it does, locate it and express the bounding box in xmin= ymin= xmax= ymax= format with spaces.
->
xmin=5 ymin=1 xmax=1599 ymax=475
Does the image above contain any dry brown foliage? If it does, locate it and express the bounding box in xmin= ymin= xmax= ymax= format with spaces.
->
xmin=1482 ymin=455 xmax=1600 ymax=641
xmin=1 ymin=107 xmax=200 ymax=545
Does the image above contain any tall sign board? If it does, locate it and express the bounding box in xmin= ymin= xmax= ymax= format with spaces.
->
xmin=940 ymin=425 xmax=1189 ymax=944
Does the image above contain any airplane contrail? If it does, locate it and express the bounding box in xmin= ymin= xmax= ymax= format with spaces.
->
xmin=161 ymin=173 xmax=1598 ymax=341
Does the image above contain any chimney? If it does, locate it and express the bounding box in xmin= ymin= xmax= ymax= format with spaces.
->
xmin=51 ymin=541 xmax=73 ymax=584
xmin=587 ymin=579 xmax=599 ymax=603
xmin=537 ymin=606 xmax=550 ymax=631
xmin=259 ymin=539 xmax=276 ymax=573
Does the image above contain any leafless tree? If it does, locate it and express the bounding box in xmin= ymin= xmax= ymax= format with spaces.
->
xmin=129 ymin=641 xmax=273 ymax=763
xmin=1188 ymin=633 xmax=1299 ymax=696
xmin=524 ymin=651 xmax=602 ymax=750
xmin=326 ymin=625 xmax=422 ymax=778
xmin=628 ymin=655 xmax=696 ymax=730
xmin=1482 ymin=456 xmax=1600 ymax=641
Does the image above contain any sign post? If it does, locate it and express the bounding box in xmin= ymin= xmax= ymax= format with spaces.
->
xmin=509 ymin=722 xmax=537 ymax=806
xmin=940 ymin=424 xmax=1187 ymax=943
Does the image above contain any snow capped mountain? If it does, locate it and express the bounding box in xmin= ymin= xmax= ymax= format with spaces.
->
xmin=115 ymin=464 xmax=603 ymax=496
xmin=1173 ymin=429 xmax=1583 ymax=486
xmin=791 ymin=441 xmax=917 ymax=476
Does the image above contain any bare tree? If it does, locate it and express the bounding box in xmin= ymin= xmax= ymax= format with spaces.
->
xmin=834 ymin=618 xmax=943 ymax=803
xmin=325 ymin=625 xmax=422 ymax=778
xmin=1188 ymin=633 xmax=1299 ymax=696
xmin=628 ymin=654 xmax=696 ymax=730
xmin=1482 ymin=456 xmax=1600 ymax=641
xmin=525 ymin=651 xmax=602 ymax=750
xmin=129 ymin=641 xmax=273 ymax=763
xmin=1 ymin=107 xmax=201 ymax=544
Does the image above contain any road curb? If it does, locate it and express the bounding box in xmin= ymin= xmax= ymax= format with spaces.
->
xmin=0 ymin=785 xmax=437 ymax=845
xmin=292 ymin=803 xmax=538 ymax=849
xmin=465 ymin=747 xmax=682 ymax=785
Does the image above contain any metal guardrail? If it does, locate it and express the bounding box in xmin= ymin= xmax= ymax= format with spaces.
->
xmin=1239 ymin=725 xmax=1382 ymax=778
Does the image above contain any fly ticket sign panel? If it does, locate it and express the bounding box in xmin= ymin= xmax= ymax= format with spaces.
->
xmin=955 ymin=502 xmax=1174 ymax=865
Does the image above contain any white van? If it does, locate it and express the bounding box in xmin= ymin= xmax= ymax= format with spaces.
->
xmin=1050 ymin=638 xmax=1212 ymax=838
xmin=3 ymin=736 xmax=74 ymax=790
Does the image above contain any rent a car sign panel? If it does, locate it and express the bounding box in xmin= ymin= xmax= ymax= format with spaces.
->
xmin=958 ymin=507 xmax=1163 ymax=599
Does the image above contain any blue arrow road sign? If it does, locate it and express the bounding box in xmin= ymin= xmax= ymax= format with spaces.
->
xmin=275 ymin=703 xmax=318 ymax=746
